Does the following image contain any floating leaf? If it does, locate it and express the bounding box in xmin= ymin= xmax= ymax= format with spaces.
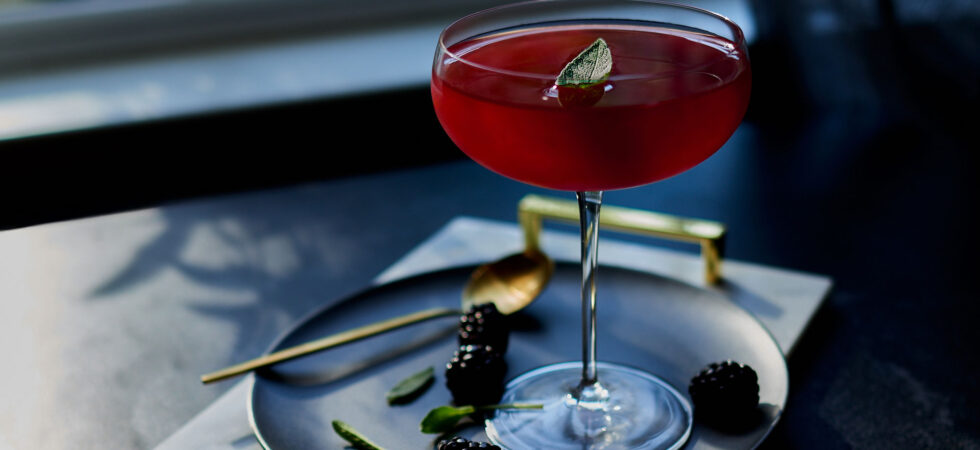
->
xmin=555 ymin=38 xmax=612 ymax=87
xmin=555 ymin=38 xmax=612 ymax=107
xmin=332 ymin=420 xmax=385 ymax=450
xmin=386 ymin=366 xmax=435 ymax=405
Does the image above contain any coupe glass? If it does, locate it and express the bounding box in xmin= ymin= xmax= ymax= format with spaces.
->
xmin=431 ymin=1 xmax=750 ymax=448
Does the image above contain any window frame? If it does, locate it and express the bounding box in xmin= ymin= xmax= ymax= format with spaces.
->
xmin=0 ymin=0 xmax=506 ymax=74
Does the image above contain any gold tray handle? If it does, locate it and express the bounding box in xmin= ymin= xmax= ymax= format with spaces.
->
xmin=517 ymin=194 xmax=726 ymax=285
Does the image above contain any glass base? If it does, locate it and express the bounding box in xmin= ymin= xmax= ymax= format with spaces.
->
xmin=486 ymin=362 xmax=692 ymax=450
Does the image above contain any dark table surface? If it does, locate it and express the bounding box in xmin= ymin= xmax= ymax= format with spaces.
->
xmin=1 ymin=1 xmax=978 ymax=448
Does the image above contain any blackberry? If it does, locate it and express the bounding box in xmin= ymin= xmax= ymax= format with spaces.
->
xmin=445 ymin=344 xmax=507 ymax=406
xmin=437 ymin=436 xmax=501 ymax=450
xmin=689 ymin=361 xmax=760 ymax=425
xmin=458 ymin=303 xmax=509 ymax=353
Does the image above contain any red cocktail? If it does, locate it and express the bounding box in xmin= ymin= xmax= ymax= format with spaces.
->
xmin=432 ymin=2 xmax=750 ymax=448
xmin=433 ymin=24 xmax=750 ymax=191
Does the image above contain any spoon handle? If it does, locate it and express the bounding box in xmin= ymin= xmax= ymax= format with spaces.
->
xmin=201 ymin=307 xmax=460 ymax=384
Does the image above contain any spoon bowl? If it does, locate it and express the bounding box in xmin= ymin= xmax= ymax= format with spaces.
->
xmin=463 ymin=250 xmax=554 ymax=315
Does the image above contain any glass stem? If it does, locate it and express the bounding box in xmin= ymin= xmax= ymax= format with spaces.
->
xmin=577 ymin=191 xmax=603 ymax=391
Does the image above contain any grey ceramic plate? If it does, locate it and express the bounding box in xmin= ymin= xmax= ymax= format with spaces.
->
xmin=248 ymin=263 xmax=788 ymax=449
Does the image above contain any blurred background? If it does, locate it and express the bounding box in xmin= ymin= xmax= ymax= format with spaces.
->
xmin=1 ymin=0 xmax=974 ymax=230
xmin=0 ymin=0 xmax=978 ymax=448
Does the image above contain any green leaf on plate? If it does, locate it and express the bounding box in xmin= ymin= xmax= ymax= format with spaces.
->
xmin=420 ymin=405 xmax=476 ymax=434
xmin=420 ymin=403 xmax=544 ymax=434
xmin=386 ymin=366 xmax=435 ymax=405
xmin=332 ymin=420 xmax=385 ymax=450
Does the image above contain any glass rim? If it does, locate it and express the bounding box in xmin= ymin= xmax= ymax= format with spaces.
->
xmin=436 ymin=0 xmax=748 ymax=82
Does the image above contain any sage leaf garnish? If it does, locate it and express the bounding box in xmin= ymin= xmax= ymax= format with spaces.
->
xmin=420 ymin=403 xmax=544 ymax=434
xmin=420 ymin=405 xmax=476 ymax=434
xmin=555 ymin=38 xmax=612 ymax=87
xmin=332 ymin=420 xmax=385 ymax=450
xmin=386 ymin=366 xmax=435 ymax=405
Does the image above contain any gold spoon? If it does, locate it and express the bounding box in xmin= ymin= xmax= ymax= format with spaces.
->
xmin=200 ymin=250 xmax=553 ymax=384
